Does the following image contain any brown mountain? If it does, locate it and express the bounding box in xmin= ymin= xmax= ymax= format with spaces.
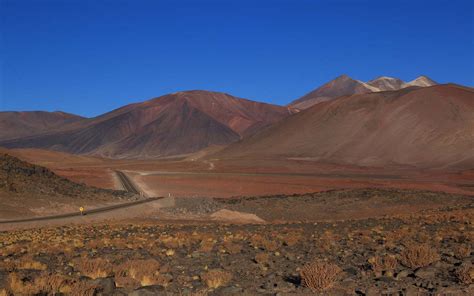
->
xmin=289 ymin=75 xmax=377 ymax=110
xmin=214 ymin=84 xmax=474 ymax=169
xmin=0 ymin=91 xmax=292 ymax=158
xmin=0 ymin=111 xmax=84 ymax=140
xmin=290 ymin=75 xmax=437 ymax=110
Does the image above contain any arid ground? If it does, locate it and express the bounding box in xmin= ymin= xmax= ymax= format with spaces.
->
xmin=0 ymin=189 xmax=473 ymax=295
xmin=0 ymin=150 xmax=473 ymax=295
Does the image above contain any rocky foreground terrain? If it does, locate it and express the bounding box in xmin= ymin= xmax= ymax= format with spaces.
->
xmin=0 ymin=192 xmax=472 ymax=295
xmin=0 ymin=153 xmax=128 ymax=199
xmin=0 ymin=153 xmax=134 ymax=219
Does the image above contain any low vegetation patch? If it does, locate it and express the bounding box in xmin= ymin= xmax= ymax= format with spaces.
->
xmin=400 ymin=245 xmax=440 ymax=269
xmin=300 ymin=260 xmax=342 ymax=292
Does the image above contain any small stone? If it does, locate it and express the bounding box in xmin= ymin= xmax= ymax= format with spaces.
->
xmin=128 ymin=285 xmax=165 ymax=296
xmin=414 ymin=266 xmax=436 ymax=279
xmin=396 ymin=269 xmax=412 ymax=280
xmin=90 ymin=277 xmax=115 ymax=294
xmin=344 ymin=267 xmax=358 ymax=276
xmin=219 ymin=286 xmax=243 ymax=295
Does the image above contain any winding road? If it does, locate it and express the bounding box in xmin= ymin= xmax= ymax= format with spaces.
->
xmin=116 ymin=170 xmax=141 ymax=195
xmin=0 ymin=197 xmax=161 ymax=224
xmin=0 ymin=170 xmax=157 ymax=226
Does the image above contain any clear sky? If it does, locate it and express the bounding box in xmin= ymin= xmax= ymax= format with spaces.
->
xmin=1 ymin=0 xmax=473 ymax=117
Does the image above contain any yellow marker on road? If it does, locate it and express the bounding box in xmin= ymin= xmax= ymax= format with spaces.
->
xmin=79 ymin=207 xmax=84 ymax=215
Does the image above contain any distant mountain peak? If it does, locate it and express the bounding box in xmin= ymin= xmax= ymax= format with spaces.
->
xmin=290 ymin=74 xmax=438 ymax=109
xmin=406 ymin=76 xmax=437 ymax=87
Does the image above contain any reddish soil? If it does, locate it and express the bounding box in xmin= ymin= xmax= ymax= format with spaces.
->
xmin=4 ymin=148 xmax=474 ymax=199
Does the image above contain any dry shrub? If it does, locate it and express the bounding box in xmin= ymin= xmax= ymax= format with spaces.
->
xmin=0 ymin=260 xmax=15 ymax=272
xmin=400 ymin=245 xmax=440 ymax=269
xmin=7 ymin=272 xmax=71 ymax=295
xmin=318 ymin=231 xmax=340 ymax=252
xmin=114 ymin=275 xmax=139 ymax=289
xmin=281 ymin=232 xmax=303 ymax=247
xmin=368 ymin=255 xmax=397 ymax=274
xmin=115 ymin=259 xmax=170 ymax=289
xmin=222 ymin=241 xmax=242 ymax=254
xmin=0 ymin=244 xmax=23 ymax=257
xmin=16 ymin=257 xmax=47 ymax=271
xmin=254 ymin=253 xmax=270 ymax=265
xmin=250 ymin=234 xmax=279 ymax=251
xmin=7 ymin=273 xmax=34 ymax=295
xmin=68 ymin=280 xmax=100 ymax=296
xmin=34 ymin=273 xmax=72 ymax=293
xmin=456 ymin=265 xmax=474 ymax=285
xmin=72 ymin=257 xmax=113 ymax=279
xmin=198 ymin=240 xmax=215 ymax=253
xmin=159 ymin=232 xmax=198 ymax=249
xmin=453 ymin=244 xmax=471 ymax=259
xmin=201 ymin=269 xmax=232 ymax=289
xmin=300 ymin=260 xmax=341 ymax=292
xmin=0 ymin=289 xmax=9 ymax=296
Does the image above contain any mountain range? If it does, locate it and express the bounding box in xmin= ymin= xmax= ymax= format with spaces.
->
xmin=216 ymin=84 xmax=474 ymax=168
xmin=1 ymin=75 xmax=472 ymax=168
xmin=289 ymin=75 xmax=437 ymax=109
xmin=0 ymin=91 xmax=293 ymax=158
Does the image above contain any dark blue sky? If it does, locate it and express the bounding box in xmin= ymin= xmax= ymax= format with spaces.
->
xmin=1 ymin=0 xmax=473 ymax=117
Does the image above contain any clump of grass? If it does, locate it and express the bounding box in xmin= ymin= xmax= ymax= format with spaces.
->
xmin=453 ymin=244 xmax=471 ymax=259
xmin=300 ymin=260 xmax=341 ymax=292
xmin=198 ymin=239 xmax=215 ymax=253
xmin=72 ymin=257 xmax=113 ymax=279
xmin=456 ymin=264 xmax=474 ymax=285
xmin=68 ymin=280 xmax=101 ymax=296
xmin=115 ymin=259 xmax=170 ymax=289
xmin=254 ymin=252 xmax=270 ymax=265
xmin=201 ymin=269 xmax=232 ymax=289
xmin=17 ymin=257 xmax=47 ymax=271
xmin=250 ymin=234 xmax=279 ymax=251
xmin=222 ymin=241 xmax=242 ymax=254
xmin=400 ymin=245 xmax=440 ymax=269
xmin=7 ymin=272 xmax=72 ymax=295
xmin=368 ymin=254 xmax=397 ymax=276
xmin=281 ymin=232 xmax=303 ymax=247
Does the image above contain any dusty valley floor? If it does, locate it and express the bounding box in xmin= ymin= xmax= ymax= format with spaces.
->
xmin=0 ymin=150 xmax=473 ymax=295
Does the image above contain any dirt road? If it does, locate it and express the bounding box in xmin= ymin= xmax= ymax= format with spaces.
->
xmin=0 ymin=196 xmax=177 ymax=231
xmin=0 ymin=171 xmax=166 ymax=230
xmin=115 ymin=170 xmax=142 ymax=195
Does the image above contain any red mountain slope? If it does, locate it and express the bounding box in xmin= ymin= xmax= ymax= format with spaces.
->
xmin=0 ymin=91 xmax=292 ymax=158
xmin=214 ymin=84 xmax=474 ymax=169
xmin=0 ymin=111 xmax=84 ymax=140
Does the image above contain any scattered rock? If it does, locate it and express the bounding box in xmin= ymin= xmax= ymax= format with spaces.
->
xmin=128 ymin=285 xmax=165 ymax=296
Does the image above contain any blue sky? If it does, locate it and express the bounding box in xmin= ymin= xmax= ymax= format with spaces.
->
xmin=1 ymin=0 xmax=473 ymax=117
